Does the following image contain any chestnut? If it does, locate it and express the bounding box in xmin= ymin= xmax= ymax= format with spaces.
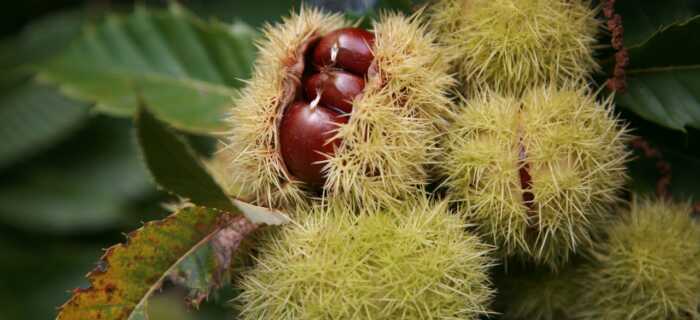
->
xmin=279 ymin=101 xmax=348 ymax=187
xmin=227 ymin=8 xmax=457 ymax=209
xmin=304 ymin=70 xmax=365 ymax=114
xmin=312 ymin=27 xmax=375 ymax=75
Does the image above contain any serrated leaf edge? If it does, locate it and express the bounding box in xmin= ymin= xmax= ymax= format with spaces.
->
xmin=33 ymin=4 xmax=247 ymax=134
xmin=56 ymin=209 xmax=238 ymax=320
xmin=134 ymin=106 xmax=237 ymax=213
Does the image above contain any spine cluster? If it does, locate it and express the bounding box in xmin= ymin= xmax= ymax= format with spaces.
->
xmin=441 ymin=85 xmax=629 ymax=268
xmin=577 ymin=199 xmax=700 ymax=319
xmin=236 ymin=199 xmax=494 ymax=319
xmin=430 ymin=0 xmax=600 ymax=96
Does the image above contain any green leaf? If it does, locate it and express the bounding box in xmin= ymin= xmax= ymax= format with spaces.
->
xmin=616 ymin=17 xmax=700 ymax=131
xmin=0 ymin=9 xmax=93 ymax=77
xmin=146 ymin=290 xmax=196 ymax=320
xmin=39 ymin=5 xmax=257 ymax=134
xmin=0 ymin=9 xmax=101 ymax=169
xmin=128 ymin=305 xmax=149 ymax=320
xmin=5 ymin=10 xmax=92 ymax=68
xmin=56 ymin=206 xmax=242 ymax=320
xmin=169 ymin=215 xmax=258 ymax=308
xmin=170 ymin=243 xmax=221 ymax=307
xmin=136 ymin=107 xmax=236 ymax=212
xmin=615 ymin=1 xmax=700 ymax=47
xmin=0 ymin=117 xmax=156 ymax=233
xmin=136 ymin=107 xmax=291 ymax=225
xmin=0 ymin=82 xmax=89 ymax=170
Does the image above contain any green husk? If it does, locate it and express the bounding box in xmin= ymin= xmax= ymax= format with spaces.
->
xmin=575 ymin=199 xmax=700 ymax=320
xmin=236 ymin=199 xmax=494 ymax=319
xmin=430 ymin=0 xmax=600 ymax=96
xmin=441 ymin=85 xmax=630 ymax=269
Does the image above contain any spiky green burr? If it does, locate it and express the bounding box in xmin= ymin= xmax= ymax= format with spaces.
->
xmin=225 ymin=8 xmax=455 ymax=210
xmin=440 ymin=85 xmax=630 ymax=269
xmin=575 ymin=199 xmax=700 ymax=320
xmin=236 ymin=199 xmax=494 ymax=319
xmin=430 ymin=0 xmax=600 ymax=96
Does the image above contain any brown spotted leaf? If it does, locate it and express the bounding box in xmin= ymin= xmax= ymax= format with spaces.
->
xmin=56 ymin=206 xmax=255 ymax=320
xmin=169 ymin=215 xmax=258 ymax=308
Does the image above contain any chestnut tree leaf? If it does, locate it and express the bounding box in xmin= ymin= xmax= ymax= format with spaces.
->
xmin=616 ymin=16 xmax=700 ymax=131
xmin=615 ymin=0 xmax=700 ymax=47
xmin=0 ymin=117 xmax=156 ymax=233
xmin=38 ymin=4 xmax=256 ymax=134
xmin=135 ymin=107 xmax=235 ymax=212
xmin=1 ymin=9 xmax=95 ymax=72
xmin=169 ymin=215 xmax=258 ymax=308
xmin=0 ymin=82 xmax=89 ymax=170
xmin=135 ymin=107 xmax=291 ymax=225
xmin=56 ymin=206 xmax=249 ymax=320
xmin=0 ymin=9 xmax=100 ymax=169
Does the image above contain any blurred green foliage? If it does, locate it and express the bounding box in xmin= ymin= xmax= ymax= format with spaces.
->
xmin=0 ymin=1 xmax=292 ymax=319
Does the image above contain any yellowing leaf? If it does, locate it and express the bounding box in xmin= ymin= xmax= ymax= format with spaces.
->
xmin=56 ymin=206 xmax=256 ymax=320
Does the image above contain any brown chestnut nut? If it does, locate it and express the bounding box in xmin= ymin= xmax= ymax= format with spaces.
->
xmin=304 ymin=70 xmax=365 ymax=114
xmin=279 ymin=101 xmax=348 ymax=187
xmin=312 ymin=27 xmax=375 ymax=75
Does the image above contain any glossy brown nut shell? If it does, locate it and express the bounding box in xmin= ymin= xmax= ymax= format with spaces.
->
xmin=279 ymin=101 xmax=348 ymax=187
xmin=304 ymin=70 xmax=365 ymax=114
xmin=312 ymin=27 xmax=375 ymax=75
